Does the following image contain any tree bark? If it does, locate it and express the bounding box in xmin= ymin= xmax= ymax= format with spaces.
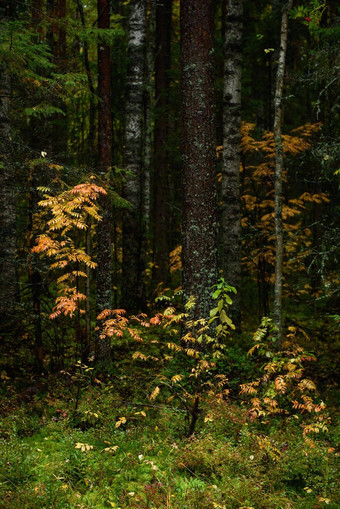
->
xmin=122 ymin=0 xmax=147 ymax=312
xmin=181 ymin=0 xmax=218 ymax=321
xmin=153 ymin=0 xmax=172 ymax=287
xmin=95 ymin=0 xmax=112 ymax=363
xmin=142 ymin=0 xmax=156 ymax=232
xmin=273 ymin=0 xmax=293 ymax=347
xmin=221 ymin=0 xmax=243 ymax=329
xmin=76 ymin=0 xmax=95 ymax=157
xmin=27 ymin=166 xmax=44 ymax=372
xmin=0 ymin=1 xmax=17 ymax=330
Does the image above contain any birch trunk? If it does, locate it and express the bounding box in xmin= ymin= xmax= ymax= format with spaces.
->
xmin=0 ymin=1 xmax=17 ymax=328
xmin=181 ymin=0 xmax=218 ymax=321
xmin=273 ymin=0 xmax=293 ymax=347
xmin=95 ymin=0 xmax=112 ymax=362
xmin=221 ymin=0 xmax=243 ymax=329
xmin=122 ymin=0 xmax=147 ymax=311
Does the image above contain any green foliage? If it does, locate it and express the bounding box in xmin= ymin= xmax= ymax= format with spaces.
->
xmin=0 ymin=380 xmax=338 ymax=509
xmin=0 ymin=21 xmax=53 ymax=75
xmin=290 ymin=1 xmax=327 ymax=30
xmin=240 ymin=318 xmax=330 ymax=440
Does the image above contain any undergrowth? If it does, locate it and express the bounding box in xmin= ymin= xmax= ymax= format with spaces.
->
xmin=0 ymin=370 xmax=338 ymax=509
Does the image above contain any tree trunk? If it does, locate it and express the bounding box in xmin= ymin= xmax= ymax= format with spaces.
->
xmin=27 ymin=166 xmax=44 ymax=372
xmin=76 ymin=0 xmax=95 ymax=157
xmin=0 ymin=1 xmax=17 ymax=331
xmin=181 ymin=0 xmax=218 ymax=321
xmin=221 ymin=0 xmax=243 ymax=329
xmin=153 ymin=0 xmax=172 ymax=287
xmin=95 ymin=0 xmax=112 ymax=363
xmin=273 ymin=0 xmax=293 ymax=347
xmin=122 ymin=0 xmax=147 ymax=312
xmin=142 ymin=0 xmax=156 ymax=233
xmin=46 ymin=0 xmax=68 ymax=160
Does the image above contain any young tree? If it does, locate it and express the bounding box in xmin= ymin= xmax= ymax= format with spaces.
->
xmin=221 ymin=0 xmax=243 ymax=329
xmin=122 ymin=0 xmax=147 ymax=311
xmin=96 ymin=0 xmax=113 ymax=362
xmin=273 ymin=0 xmax=293 ymax=346
xmin=181 ymin=0 xmax=218 ymax=320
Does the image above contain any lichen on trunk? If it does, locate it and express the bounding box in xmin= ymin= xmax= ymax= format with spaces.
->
xmin=273 ymin=0 xmax=293 ymax=347
xmin=221 ymin=0 xmax=243 ymax=329
xmin=122 ymin=0 xmax=147 ymax=312
xmin=181 ymin=0 xmax=218 ymax=321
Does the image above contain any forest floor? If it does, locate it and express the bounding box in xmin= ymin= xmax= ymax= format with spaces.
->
xmin=0 ymin=359 xmax=339 ymax=509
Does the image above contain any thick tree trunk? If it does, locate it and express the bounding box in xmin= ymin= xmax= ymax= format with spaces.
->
xmin=96 ymin=0 xmax=112 ymax=363
xmin=273 ymin=0 xmax=293 ymax=347
xmin=122 ymin=0 xmax=147 ymax=311
xmin=181 ymin=0 xmax=218 ymax=321
xmin=0 ymin=1 xmax=17 ymax=330
xmin=153 ymin=0 xmax=172 ymax=287
xmin=221 ymin=0 xmax=243 ymax=329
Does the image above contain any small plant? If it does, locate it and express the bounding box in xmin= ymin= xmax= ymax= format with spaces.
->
xmin=240 ymin=317 xmax=329 ymax=439
xmin=132 ymin=280 xmax=236 ymax=436
xmin=32 ymin=180 xmax=105 ymax=319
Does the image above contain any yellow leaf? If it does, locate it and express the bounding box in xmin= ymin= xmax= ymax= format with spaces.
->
xmin=150 ymin=386 xmax=160 ymax=401
xmin=115 ymin=417 xmax=127 ymax=428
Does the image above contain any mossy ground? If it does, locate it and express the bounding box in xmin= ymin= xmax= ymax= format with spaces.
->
xmin=0 ymin=374 xmax=338 ymax=509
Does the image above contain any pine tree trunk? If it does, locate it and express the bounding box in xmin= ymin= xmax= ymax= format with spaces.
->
xmin=181 ymin=0 xmax=218 ymax=321
xmin=0 ymin=1 xmax=17 ymax=330
xmin=95 ymin=0 xmax=112 ymax=363
xmin=153 ymin=0 xmax=172 ymax=287
xmin=122 ymin=0 xmax=147 ymax=311
xmin=273 ymin=0 xmax=292 ymax=347
xmin=221 ymin=0 xmax=243 ymax=329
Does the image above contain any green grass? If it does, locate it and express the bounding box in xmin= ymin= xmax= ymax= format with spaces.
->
xmin=0 ymin=383 xmax=338 ymax=509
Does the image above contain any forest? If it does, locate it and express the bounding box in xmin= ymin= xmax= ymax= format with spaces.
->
xmin=0 ymin=0 xmax=339 ymax=507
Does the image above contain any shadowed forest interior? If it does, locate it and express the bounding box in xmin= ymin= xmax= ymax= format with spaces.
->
xmin=0 ymin=0 xmax=339 ymax=508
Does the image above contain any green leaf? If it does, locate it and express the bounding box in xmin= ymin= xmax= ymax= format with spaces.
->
xmin=225 ymin=294 xmax=233 ymax=305
xmin=212 ymin=289 xmax=221 ymax=299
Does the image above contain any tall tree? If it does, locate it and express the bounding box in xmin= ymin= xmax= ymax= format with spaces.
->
xmin=273 ymin=0 xmax=293 ymax=346
xmin=142 ymin=0 xmax=156 ymax=232
xmin=153 ymin=0 xmax=172 ymax=287
xmin=0 ymin=1 xmax=17 ymax=329
xmin=181 ymin=0 xmax=218 ymax=320
xmin=221 ymin=0 xmax=243 ymax=328
xmin=76 ymin=0 xmax=95 ymax=157
xmin=122 ymin=0 xmax=147 ymax=311
xmin=95 ymin=0 xmax=112 ymax=362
